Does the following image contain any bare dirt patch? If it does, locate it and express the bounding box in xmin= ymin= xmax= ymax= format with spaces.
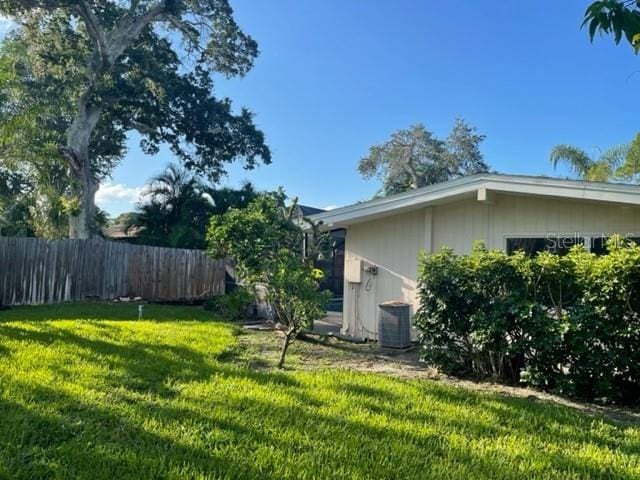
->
xmin=235 ymin=326 xmax=640 ymax=426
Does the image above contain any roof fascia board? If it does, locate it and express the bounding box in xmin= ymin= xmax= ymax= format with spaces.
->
xmin=309 ymin=174 xmax=640 ymax=227
xmin=484 ymin=179 xmax=640 ymax=205
xmin=312 ymin=177 xmax=484 ymax=226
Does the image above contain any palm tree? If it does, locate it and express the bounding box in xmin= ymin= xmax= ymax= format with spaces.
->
xmin=128 ymin=164 xmax=259 ymax=249
xmin=128 ymin=164 xmax=212 ymax=249
xmin=550 ymin=144 xmax=629 ymax=182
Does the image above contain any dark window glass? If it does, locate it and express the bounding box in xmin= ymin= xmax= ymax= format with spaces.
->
xmin=547 ymin=236 xmax=583 ymax=256
xmin=317 ymin=228 xmax=345 ymax=297
xmin=506 ymin=238 xmax=546 ymax=256
xmin=507 ymin=237 xmax=583 ymax=257
xmin=591 ymin=236 xmax=640 ymax=255
xmin=591 ymin=237 xmax=607 ymax=255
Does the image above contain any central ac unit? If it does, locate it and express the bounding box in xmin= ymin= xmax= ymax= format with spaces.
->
xmin=378 ymin=301 xmax=411 ymax=349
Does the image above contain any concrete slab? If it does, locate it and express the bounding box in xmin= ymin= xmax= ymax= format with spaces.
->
xmin=313 ymin=311 xmax=343 ymax=336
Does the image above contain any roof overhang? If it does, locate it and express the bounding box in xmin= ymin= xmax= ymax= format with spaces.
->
xmin=308 ymin=174 xmax=640 ymax=228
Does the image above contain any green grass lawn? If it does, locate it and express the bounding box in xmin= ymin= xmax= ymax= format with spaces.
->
xmin=0 ymin=303 xmax=638 ymax=479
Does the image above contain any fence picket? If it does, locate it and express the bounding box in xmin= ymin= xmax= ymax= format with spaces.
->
xmin=0 ymin=237 xmax=226 ymax=306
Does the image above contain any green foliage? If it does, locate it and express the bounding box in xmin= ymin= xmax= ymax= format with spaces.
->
xmin=0 ymin=1 xmax=270 ymax=237
xmin=0 ymin=1 xmax=270 ymax=177
xmin=124 ymin=164 xmax=258 ymax=249
xmin=564 ymin=237 xmax=640 ymax=402
xmin=207 ymin=193 xmax=330 ymax=367
xmin=583 ymin=1 xmax=640 ymax=52
xmin=0 ymin=166 xmax=108 ymax=238
xmin=358 ymin=119 xmax=489 ymax=197
xmin=208 ymin=192 xmax=301 ymax=280
xmin=0 ymin=303 xmax=638 ymax=479
xmin=415 ymin=244 xmax=561 ymax=384
xmin=110 ymin=211 xmax=138 ymax=228
xmin=616 ymin=132 xmax=640 ymax=182
xmin=204 ymin=286 xmax=254 ymax=321
xmin=266 ymin=249 xmax=330 ymax=333
xmin=549 ymin=143 xmax=631 ymax=182
xmin=416 ymin=240 xmax=640 ymax=404
xmin=0 ymin=167 xmax=34 ymax=236
xmin=0 ymin=40 xmax=79 ymax=237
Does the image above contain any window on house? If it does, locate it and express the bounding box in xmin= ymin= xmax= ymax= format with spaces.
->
xmin=506 ymin=236 xmax=584 ymax=256
xmin=506 ymin=238 xmax=546 ymax=256
xmin=590 ymin=237 xmax=607 ymax=255
xmin=590 ymin=236 xmax=640 ymax=255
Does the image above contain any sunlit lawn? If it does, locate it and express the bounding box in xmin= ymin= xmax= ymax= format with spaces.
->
xmin=0 ymin=303 xmax=638 ymax=479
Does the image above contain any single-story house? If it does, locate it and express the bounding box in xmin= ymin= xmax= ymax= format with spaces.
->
xmin=307 ymin=174 xmax=640 ymax=341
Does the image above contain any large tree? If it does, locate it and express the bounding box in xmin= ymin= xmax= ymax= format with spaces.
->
xmin=0 ymin=1 xmax=270 ymax=238
xmin=358 ymin=119 xmax=489 ymax=196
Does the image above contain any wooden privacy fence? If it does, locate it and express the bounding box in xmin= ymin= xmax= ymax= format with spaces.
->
xmin=0 ymin=237 xmax=227 ymax=306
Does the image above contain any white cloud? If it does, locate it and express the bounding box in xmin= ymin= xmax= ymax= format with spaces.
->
xmin=322 ymin=205 xmax=339 ymax=211
xmin=96 ymin=183 xmax=144 ymax=204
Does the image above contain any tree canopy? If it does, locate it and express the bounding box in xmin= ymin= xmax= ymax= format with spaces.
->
xmin=550 ymin=133 xmax=640 ymax=183
xmin=126 ymin=163 xmax=258 ymax=249
xmin=616 ymin=132 xmax=640 ymax=181
xmin=358 ymin=119 xmax=489 ymax=197
xmin=0 ymin=167 xmax=33 ymax=236
xmin=583 ymin=1 xmax=640 ymax=52
xmin=0 ymin=0 xmax=271 ymax=238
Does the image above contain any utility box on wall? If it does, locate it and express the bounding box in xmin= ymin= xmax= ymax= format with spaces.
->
xmin=345 ymin=258 xmax=362 ymax=283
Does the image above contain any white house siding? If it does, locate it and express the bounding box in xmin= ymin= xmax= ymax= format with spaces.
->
xmin=343 ymin=192 xmax=640 ymax=340
xmin=342 ymin=209 xmax=425 ymax=339
xmin=433 ymin=194 xmax=640 ymax=253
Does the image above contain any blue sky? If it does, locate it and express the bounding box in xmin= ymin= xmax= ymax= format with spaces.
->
xmin=4 ymin=2 xmax=640 ymax=215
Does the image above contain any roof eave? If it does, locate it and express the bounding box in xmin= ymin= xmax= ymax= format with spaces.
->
xmin=308 ymin=174 xmax=640 ymax=228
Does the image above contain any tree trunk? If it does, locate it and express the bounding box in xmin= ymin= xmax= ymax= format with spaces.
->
xmin=68 ymin=164 xmax=98 ymax=239
xmin=61 ymin=97 xmax=102 ymax=239
xmin=60 ymin=2 xmax=168 ymax=238
xmin=277 ymin=330 xmax=295 ymax=369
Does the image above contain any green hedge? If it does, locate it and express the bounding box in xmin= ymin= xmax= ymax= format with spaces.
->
xmin=204 ymin=286 xmax=254 ymax=321
xmin=415 ymin=237 xmax=640 ymax=404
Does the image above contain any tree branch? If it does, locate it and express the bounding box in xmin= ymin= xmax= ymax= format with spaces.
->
xmin=165 ymin=15 xmax=200 ymax=46
xmin=106 ymin=1 xmax=168 ymax=65
xmin=59 ymin=146 xmax=82 ymax=175
xmin=73 ymin=0 xmax=108 ymax=65
xmin=130 ymin=0 xmax=142 ymax=13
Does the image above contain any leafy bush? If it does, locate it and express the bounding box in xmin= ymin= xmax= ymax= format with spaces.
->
xmin=207 ymin=193 xmax=330 ymax=368
xmin=415 ymin=238 xmax=640 ymax=404
xmin=563 ymin=240 xmax=640 ymax=403
xmin=204 ymin=287 xmax=254 ymax=321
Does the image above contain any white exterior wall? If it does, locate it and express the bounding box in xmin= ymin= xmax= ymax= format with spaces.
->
xmin=343 ymin=193 xmax=640 ymax=340
xmin=342 ymin=209 xmax=425 ymax=339
xmin=433 ymin=194 xmax=640 ymax=253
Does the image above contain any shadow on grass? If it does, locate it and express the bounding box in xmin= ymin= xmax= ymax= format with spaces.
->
xmin=0 ymin=376 xmax=473 ymax=479
xmin=335 ymin=381 xmax=401 ymax=402
xmin=340 ymin=378 xmax=640 ymax=459
xmin=0 ymin=322 xmax=300 ymax=394
xmin=0 ymin=302 xmax=218 ymax=323
xmin=0 ymin=384 xmax=267 ymax=479
xmin=0 ymin=318 xmax=638 ymax=479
